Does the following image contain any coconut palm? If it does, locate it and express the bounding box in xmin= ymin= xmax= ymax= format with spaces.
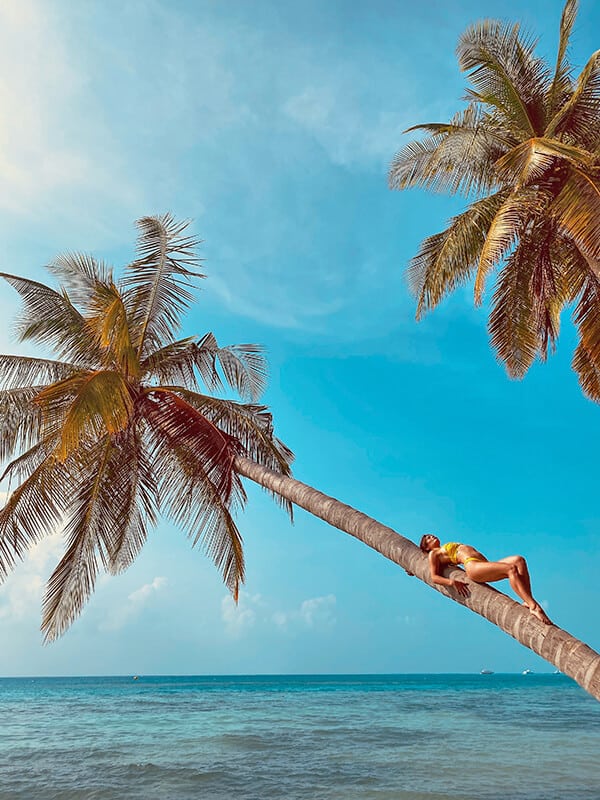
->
xmin=0 ymin=213 xmax=294 ymax=642
xmin=1 ymin=215 xmax=599 ymax=701
xmin=389 ymin=0 xmax=600 ymax=399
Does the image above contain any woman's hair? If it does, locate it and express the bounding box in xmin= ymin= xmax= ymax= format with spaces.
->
xmin=419 ymin=534 xmax=433 ymax=552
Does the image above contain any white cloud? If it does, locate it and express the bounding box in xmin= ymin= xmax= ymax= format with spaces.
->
xmin=221 ymin=591 xmax=263 ymax=638
xmin=0 ymin=532 xmax=63 ymax=621
xmin=99 ymin=576 xmax=167 ymax=632
xmin=273 ymin=594 xmax=337 ymax=631
xmin=283 ymin=86 xmax=407 ymax=169
xmin=0 ymin=3 xmax=99 ymax=212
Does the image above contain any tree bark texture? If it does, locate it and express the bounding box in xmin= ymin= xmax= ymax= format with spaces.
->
xmin=234 ymin=455 xmax=600 ymax=702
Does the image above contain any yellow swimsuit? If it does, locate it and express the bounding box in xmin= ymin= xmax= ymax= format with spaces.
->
xmin=441 ymin=542 xmax=484 ymax=566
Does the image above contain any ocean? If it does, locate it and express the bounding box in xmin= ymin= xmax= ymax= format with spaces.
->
xmin=0 ymin=673 xmax=598 ymax=800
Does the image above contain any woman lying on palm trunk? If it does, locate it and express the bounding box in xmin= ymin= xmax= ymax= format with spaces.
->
xmin=418 ymin=534 xmax=552 ymax=625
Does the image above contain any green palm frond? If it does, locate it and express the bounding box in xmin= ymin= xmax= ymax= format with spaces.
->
xmin=40 ymin=437 xmax=113 ymax=642
xmin=457 ymin=19 xmax=550 ymax=136
xmin=408 ymin=190 xmax=509 ymax=317
xmin=389 ymin=105 xmax=503 ymax=197
xmin=547 ymin=0 xmax=578 ymax=114
xmin=124 ymin=214 xmax=205 ymax=358
xmin=488 ymin=249 xmax=539 ymax=378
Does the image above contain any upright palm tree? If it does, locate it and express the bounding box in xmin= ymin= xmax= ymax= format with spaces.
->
xmin=389 ymin=0 xmax=600 ymax=399
xmin=1 ymin=215 xmax=599 ymax=701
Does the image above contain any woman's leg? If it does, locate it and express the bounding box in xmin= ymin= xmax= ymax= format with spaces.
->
xmin=465 ymin=559 xmax=551 ymax=624
xmin=498 ymin=555 xmax=532 ymax=596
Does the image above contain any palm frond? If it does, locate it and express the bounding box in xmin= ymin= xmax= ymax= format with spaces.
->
xmin=0 ymin=437 xmax=59 ymax=486
xmin=0 ymin=355 xmax=79 ymax=390
xmin=216 ymin=344 xmax=268 ymax=401
xmin=0 ymin=386 xmax=44 ymax=464
xmin=0 ymin=457 xmax=68 ymax=582
xmin=545 ymin=49 xmax=600 ymax=145
xmin=547 ymin=0 xmax=578 ymax=115
xmin=104 ymin=426 xmax=157 ymax=575
xmin=41 ymin=431 xmax=160 ymax=641
xmin=0 ymin=273 xmax=101 ymax=366
xmin=86 ymin=281 xmax=138 ymax=377
xmin=141 ymin=388 xmax=246 ymax=598
xmin=488 ymin=249 xmax=538 ymax=378
xmin=489 ymin=223 xmax=569 ymax=377
xmin=474 ymin=189 xmax=551 ymax=303
xmin=124 ymin=214 xmax=205 ymax=358
xmin=552 ymin=168 xmax=600 ymax=261
xmin=34 ymin=371 xmax=134 ymax=461
xmin=161 ymin=386 xmax=294 ymax=519
xmin=140 ymin=337 xmax=203 ymax=389
xmin=457 ymin=19 xmax=550 ymax=136
xmin=408 ymin=190 xmax=509 ymax=318
xmin=46 ymin=252 xmax=113 ymax=309
xmin=142 ymin=334 xmax=268 ymax=400
xmin=494 ymin=137 xmax=591 ymax=186
xmin=571 ymin=274 xmax=600 ymax=401
xmin=389 ymin=105 xmax=504 ymax=197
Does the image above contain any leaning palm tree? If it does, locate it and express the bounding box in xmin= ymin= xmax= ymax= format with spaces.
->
xmin=0 ymin=214 xmax=294 ymax=641
xmin=1 ymin=215 xmax=599 ymax=701
xmin=389 ymin=0 xmax=600 ymax=399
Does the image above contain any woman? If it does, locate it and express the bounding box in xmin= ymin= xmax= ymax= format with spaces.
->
xmin=419 ymin=534 xmax=552 ymax=625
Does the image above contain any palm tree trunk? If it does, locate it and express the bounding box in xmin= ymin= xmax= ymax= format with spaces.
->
xmin=234 ymin=455 xmax=600 ymax=702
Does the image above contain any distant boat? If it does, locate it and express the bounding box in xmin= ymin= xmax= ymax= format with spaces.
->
xmin=133 ymin=675 xmax=139 ymax=680
xmin=480 ymin=669 xmax=494 ymax=675
xmin=522 ymin=669 xmax=534 ymax=675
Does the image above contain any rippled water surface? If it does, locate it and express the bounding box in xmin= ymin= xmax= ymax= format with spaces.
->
xmin=0 ymin=674 xmax=598 ymax=799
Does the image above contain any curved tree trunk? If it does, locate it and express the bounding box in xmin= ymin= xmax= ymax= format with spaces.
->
xmin=234 ymin=455 xmax=600 ymax=702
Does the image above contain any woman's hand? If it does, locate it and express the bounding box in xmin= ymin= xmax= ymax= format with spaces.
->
xmin=450 ymin=579 xmax=470 ymax=597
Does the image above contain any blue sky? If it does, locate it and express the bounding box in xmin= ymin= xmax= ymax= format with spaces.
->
xmin=0 ymin=0 xmax=599 ymax=676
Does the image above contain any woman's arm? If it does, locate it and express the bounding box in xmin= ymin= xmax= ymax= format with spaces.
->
xmin=429 ymin=551 xmax=470 ymax=597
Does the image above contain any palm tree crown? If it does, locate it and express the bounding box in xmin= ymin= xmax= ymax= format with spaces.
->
xmin=0 ymin=214 xmax=293 ymax=641
xmin=389 ymin=0 xmax=600 ymax=398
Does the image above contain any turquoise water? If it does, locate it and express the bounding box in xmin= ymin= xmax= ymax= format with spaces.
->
xmin=0 ymin=674 xmax=598 ymax=799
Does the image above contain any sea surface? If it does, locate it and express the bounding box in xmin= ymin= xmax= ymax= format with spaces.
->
xmin=0 ymin=673 xmax=598 ymax=800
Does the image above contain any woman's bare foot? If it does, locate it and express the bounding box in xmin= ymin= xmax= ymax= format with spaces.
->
xmin=529 ymin=603 xmax=552 ymax=625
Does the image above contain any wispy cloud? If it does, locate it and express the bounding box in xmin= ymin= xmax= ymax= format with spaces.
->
xmin=99 ymin=576 xmax=167 ymax=632
xmin=221 ymin=592 xmax=263 ymax=638
xmin=272 ymin=594 xmax=337 ymax=631
xmin=0 ymin=532 xmax=63 ymax=622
